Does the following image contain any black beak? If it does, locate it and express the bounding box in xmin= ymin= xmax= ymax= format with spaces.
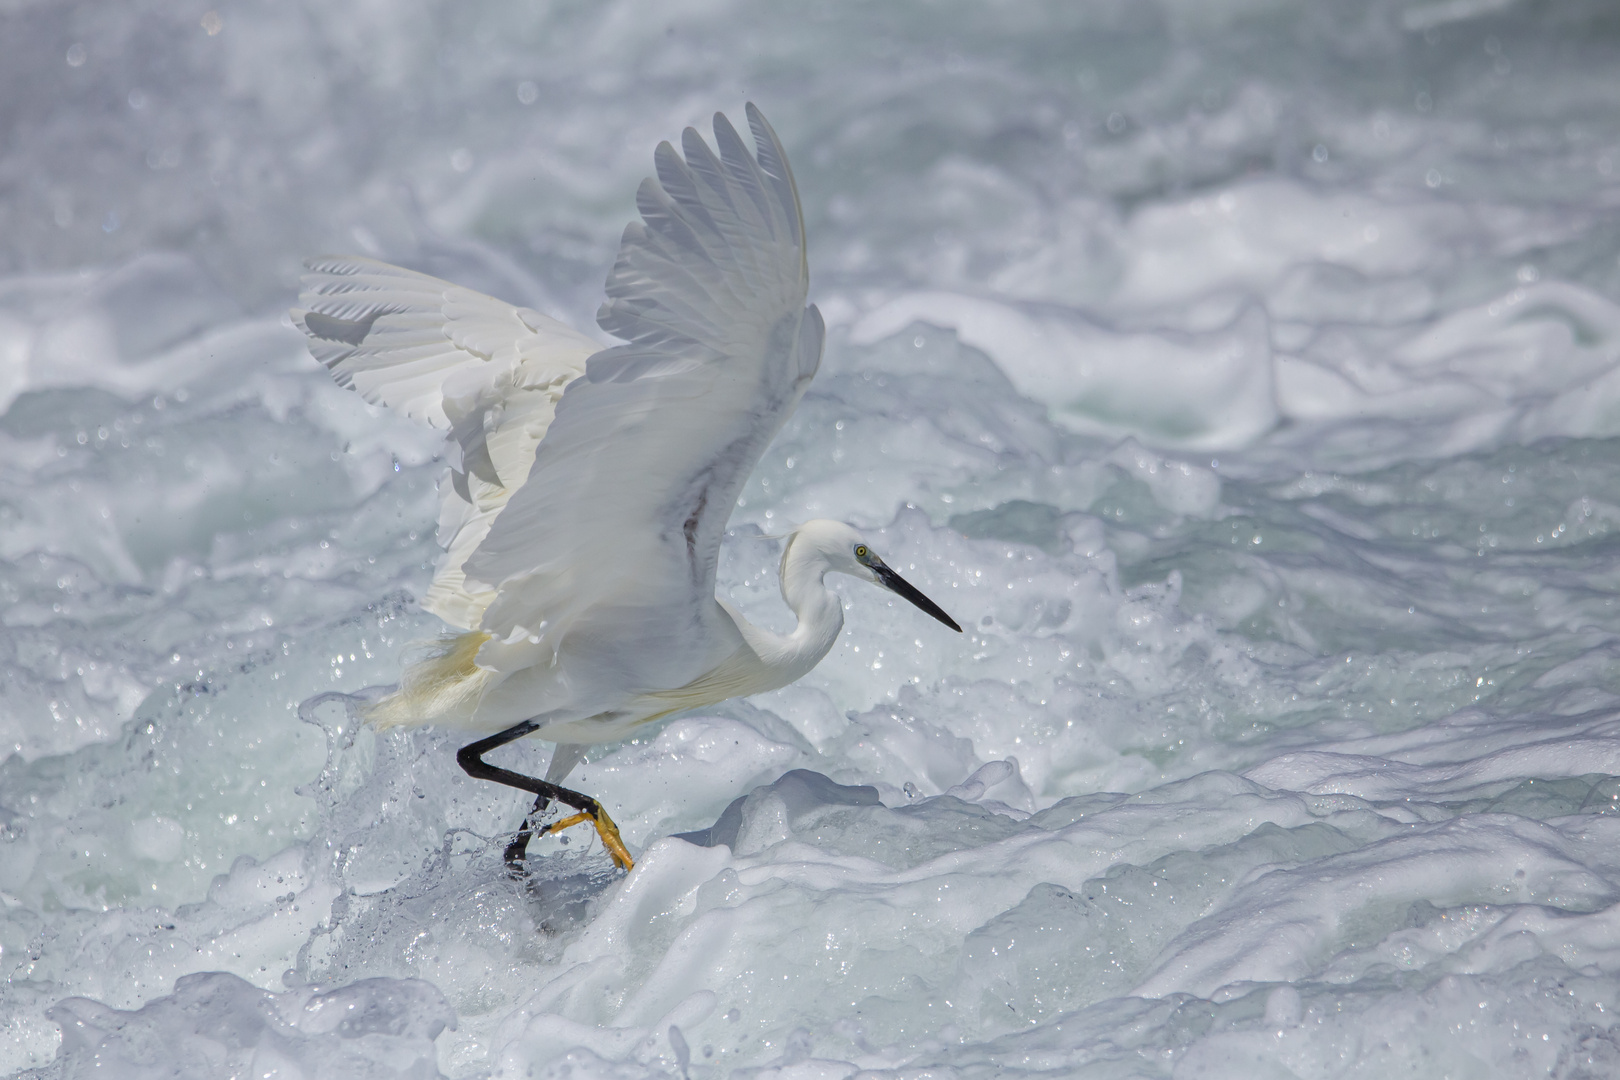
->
xmin=872 ymin=562 xmax=962 ymax=632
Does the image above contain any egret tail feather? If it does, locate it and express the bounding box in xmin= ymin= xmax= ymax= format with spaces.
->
xmin=365 ymin=630 xmax=495 ymax=729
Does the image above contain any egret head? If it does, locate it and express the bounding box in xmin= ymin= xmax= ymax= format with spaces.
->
xmin=786 ymin=519 xmax=962 ymax=632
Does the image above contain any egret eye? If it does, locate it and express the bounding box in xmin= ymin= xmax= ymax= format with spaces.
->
xmin=855 ymin=545 xmax=868 ymax=558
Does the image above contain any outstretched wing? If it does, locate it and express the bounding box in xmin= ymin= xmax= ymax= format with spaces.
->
xmin=464 ymin=105 xmax=824 ymax=689
xmin=292 ymin=257 xmax=600 ymax=628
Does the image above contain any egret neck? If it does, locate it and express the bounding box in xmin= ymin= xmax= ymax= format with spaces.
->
xmin=731 ymin=527 xmax=849 ymax=688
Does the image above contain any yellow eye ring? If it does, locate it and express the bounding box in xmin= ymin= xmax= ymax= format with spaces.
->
xmin=855 ymin=545 xmax=868 ymax=558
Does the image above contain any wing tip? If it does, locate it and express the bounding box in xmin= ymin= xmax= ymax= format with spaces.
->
xmin=302 ymin=254 xmax=379 ymax=276
xmin=740 ymin=104 xmax=801 ymax=243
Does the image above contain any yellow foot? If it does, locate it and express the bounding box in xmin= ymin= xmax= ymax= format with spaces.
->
xmin=541 ymin=807 xmax=635 ymax=872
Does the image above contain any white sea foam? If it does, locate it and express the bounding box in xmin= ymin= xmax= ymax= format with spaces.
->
xmin=5 ymin=1 xmax=1620 ymax=1077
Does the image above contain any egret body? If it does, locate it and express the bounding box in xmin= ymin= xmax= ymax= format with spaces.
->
xmin=292 ymin=107 xmax=960 ymax=872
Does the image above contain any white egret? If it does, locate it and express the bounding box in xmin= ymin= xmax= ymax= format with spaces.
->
xmin=291 ymin=105 xmax=961 ymax=873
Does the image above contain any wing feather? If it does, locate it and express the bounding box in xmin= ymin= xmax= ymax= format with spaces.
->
xmin=291 ymin=257 xmax=599 ymax=629
xmin=462 ymin=105 xmax=823 ymax=693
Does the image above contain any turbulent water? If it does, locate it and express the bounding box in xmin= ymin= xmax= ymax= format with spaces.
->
xmin=4 ymin=1 xmax=1620 ymax=1076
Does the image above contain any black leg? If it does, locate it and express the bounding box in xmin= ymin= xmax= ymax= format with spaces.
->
xmin=456 ymin=722 xmax=634 ymax=871
xmin=504 ymin=792 xmax=549 ymax=869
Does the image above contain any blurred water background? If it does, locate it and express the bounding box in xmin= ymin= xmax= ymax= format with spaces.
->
xmin=4 ymin=1 xmax=1620 ymax=1076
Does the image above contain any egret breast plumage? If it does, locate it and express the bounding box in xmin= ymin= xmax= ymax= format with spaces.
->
xmin=291 ymin=105 xmax=960 ymax=873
